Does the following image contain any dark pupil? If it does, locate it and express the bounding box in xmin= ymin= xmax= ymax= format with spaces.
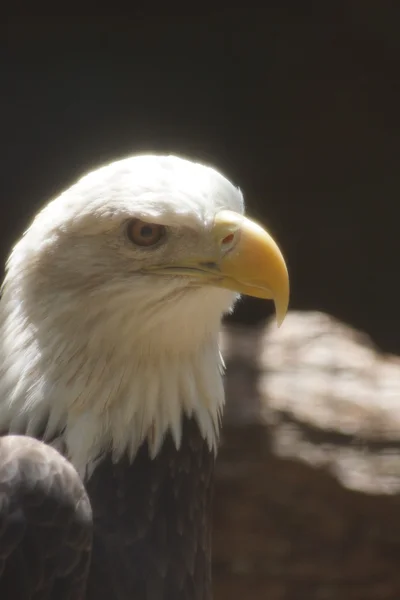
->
xmin=140 ymin=225 xmax=155 ymax=238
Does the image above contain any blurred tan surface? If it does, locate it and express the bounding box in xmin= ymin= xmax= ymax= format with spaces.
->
xmin=214 ymin=312 xmax=400 ymax=599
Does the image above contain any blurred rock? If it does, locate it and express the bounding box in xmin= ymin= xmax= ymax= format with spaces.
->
xmin=214 ymin=312 xmax=400 ymax=599
xmin=259 ymin=311 xmax=400 ymax=443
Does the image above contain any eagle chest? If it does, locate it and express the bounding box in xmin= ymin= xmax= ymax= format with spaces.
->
xmin=85 ymin=418 xmax=215 ymax=600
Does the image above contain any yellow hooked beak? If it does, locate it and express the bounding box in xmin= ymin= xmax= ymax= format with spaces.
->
xmin=146 ymin=210 xmax=289 ymax=326
xmin=211 ymin=211 xmax=289 ymax=325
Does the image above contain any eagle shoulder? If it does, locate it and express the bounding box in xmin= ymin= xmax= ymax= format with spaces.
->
xmin=0 ymin=435 xmax=92 ymax=599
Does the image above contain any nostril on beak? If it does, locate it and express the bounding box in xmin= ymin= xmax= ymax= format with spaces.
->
xmin=221 ymin=233 xmax=235 ymax=246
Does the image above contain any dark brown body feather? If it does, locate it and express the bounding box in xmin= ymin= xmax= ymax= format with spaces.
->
xmin=0 ymin=418 xmax=214 ymax=600
xmin=87 ymin=417 xmax=214 ymax=600
xmin=0 ymin=436 xmax=92 ymax=600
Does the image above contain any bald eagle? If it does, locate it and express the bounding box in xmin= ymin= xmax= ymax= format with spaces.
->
xmin=0 ymin=155 xmax=289 ymax=599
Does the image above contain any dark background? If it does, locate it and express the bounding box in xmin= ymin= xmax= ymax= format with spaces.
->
xmin=2 ymin=3 xmax=400 ymax=352
xmin=3 ymin=7 xmax=400 ymax=599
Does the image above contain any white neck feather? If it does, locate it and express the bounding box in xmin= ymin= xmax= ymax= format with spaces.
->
xmin=0 ymin=276 xmax=232 ymax=478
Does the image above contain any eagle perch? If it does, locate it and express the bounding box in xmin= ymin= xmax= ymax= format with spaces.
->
xmin=0 ymin=155 xmax=289 ymax=599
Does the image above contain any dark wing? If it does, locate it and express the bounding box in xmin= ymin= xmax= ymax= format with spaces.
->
xmin=0 ymin=435 xmax=92 ymax=599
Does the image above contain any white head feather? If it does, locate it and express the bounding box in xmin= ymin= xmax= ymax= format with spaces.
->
xmin=0 ymin=155 xmax=244 ymax=477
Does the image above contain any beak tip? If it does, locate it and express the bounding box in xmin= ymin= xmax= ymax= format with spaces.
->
xmin=276 ymin=313 xmax=285 ymax=328
xmin=274 ymin=294 xmax=289 ymax=328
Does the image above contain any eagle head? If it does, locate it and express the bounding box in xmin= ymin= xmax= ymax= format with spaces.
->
xmin=0 ymin=155 xmax=289 ymax=476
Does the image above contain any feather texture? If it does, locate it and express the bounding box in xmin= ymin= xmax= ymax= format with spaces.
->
xmin=0 ymin=435 xmax=92 ymax=599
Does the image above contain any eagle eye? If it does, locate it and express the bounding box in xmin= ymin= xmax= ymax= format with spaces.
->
xmin=127 ymin=219 xmax=166 ymax=247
